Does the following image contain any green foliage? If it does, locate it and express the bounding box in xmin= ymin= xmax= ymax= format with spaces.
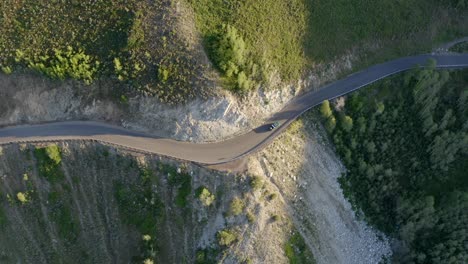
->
xmin=1 ymin=65 xmax=12 ymax=74
xmin=0 ymin=1 xmax=210 ymax=104
xmin=271 ymin=214 xmax=280 ymax=222
xmin=322 ymin=67 xmax=468 ymax=261
xmin=34 ymin=145 xmax=64 ymax=183
xmin=340 ymin=115 xmax=353 ymax=132
xmin=0 ymin=205 xmax=6 ymax=228
xmin=196 ymin=186 xmax=215 ymax=207
xmin=325 ymin=116 xmax=336 ymax=133
xmin=450 ymin=41 xmax=468 ymax=53
xmin=320 ymin=100 xmax=333 ymax=119
xmin=246 ymin=211 xmax=256 ymax=223
xmin=284 ymin=232 xmax=316 ymax=264
xmin=167 ymin=168 xmax=192 ymax=208
xmin=16 ymin=192 xmax=28 ymax=204
xmin=211 ymin=24 xmax=256 ymax=92
xmin=195 ymin=248 xmax=219 ymax=264
xmin=48 ymin=191 xmax=78 ymax=241
xmin=249 ymin=176 xmax=264 ymax=191
xmin=217 ymin=229 xmax=238 ymax=247
xmin=15 ymin=47 xmax=99 ymax=84
xmin=158 ymin=66 xmax=170 ymax=83
xmin=304 ymin=0 xmax=467 ymax=62
xmin=45 ymin=145 xmax=62 ymax=165
xmin=115 ymin=178 xmax=163 ymax=236
xmin=190 ymin=0 xmax=307 ymax=88
xmin=228 ymin=197 xmax=245 ymax=216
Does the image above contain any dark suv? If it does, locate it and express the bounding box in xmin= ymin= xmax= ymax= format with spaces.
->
xmin=269 ymin=122 xmax=280 ymax=130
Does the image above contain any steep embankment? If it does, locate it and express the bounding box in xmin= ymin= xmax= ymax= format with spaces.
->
xmin=0 ymin=142 xmax=314 ymax=263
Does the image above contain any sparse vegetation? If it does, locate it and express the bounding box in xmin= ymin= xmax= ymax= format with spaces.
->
xmin=450 ymin=41 xmax=468 ymax=53
xmin=48 ymin=191 xmax=79 ymax=241
xmin=189 ymin=0 xmax=308 ymax=91
xmin=271 ymin=214 xmax=280 ymax=222
xmin=0 ymin=1 xmax=211 ymax=104
xmin=16 ymin=192 xmax=28 ymax=204
xmin=217 ymin=229 xmax=238 ymax=247
xmin=246 ymin=211 xmax=256 ymax=223
xmin=249 ymin=176 xmax=264 ymax=191
xmin=0 ymin=206 xmax=6 ymax=228
xmin=191 ymin=0 xmax=467 ymax=94
xmin=34 ymin=145 xmax=64 ymax=183
xmin=228 ymin=197 xmax=245 ymax=216
xmin=166 ymin=166 xmax=192 ymax=208
xmin=196 ymin=186 xmax=215 ymax=207
xmin=284 ymin=232 xmax=316 ymax=264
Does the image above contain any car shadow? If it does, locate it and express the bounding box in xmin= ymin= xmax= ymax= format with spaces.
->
xmin=254 ymin=124 xmax=274 ymax=133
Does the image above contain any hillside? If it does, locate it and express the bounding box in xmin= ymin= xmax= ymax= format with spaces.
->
xmin=318 ymin=67 xmax=468 ymax=262
xmin=0 ymin=142 xmax=317 ymax=263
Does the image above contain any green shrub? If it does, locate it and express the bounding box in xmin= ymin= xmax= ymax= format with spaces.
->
xmin=271 ymin=214 xmax=280 ymax=222
xmin=16 ymin=47 xmax=99 ymax=84
xmin=269 ymin=193 xmax=278 ymax=201
xmin=34 ymin=145 xmax=64 ymax=183
xmin=229 ymin=197 xmax=245 ymax=216
xmin=196 ymin=187 xmax=215 ymax=207
xmin=1 ymin=66 xmax=12 ymax=74
xmin=284 ymin=232 xmax=316 ymax=264
xmin=325 ymin=116 xmax=337 ymax=133
xmin=246 ymin=211 xmax=256 ymax=223
xmin=45 ymin=145 xmax=62 ymax=165
xmin=217 ymin=229 xmax=238 ymax=247
xmin=213 ymin=24 xmax=256 ymax=92
xmin=340 ymin=115 xmax=353 ymax=132
xmin=249 ymin=176 xmax=264 ymax=191
xmin=16 ymin=192 xmax=28 ymax=204
xmin=320 ymin=100 xmax=333 ymax=118
xmin=0 ymin=205 xmax=7 ymax=228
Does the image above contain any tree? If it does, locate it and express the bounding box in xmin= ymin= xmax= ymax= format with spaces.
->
xmin=341 ymin=115 xmax=353 ymax=132
xmin=45 ymin=145 xmax=62 ymax=164
xmin=376 ymin=102 xmax=385 ymax=115
xmin=217 ymin=229 xmax=237 ymax=246
xmin=197 ymin=187 xmax=215 ymax=207
xmin=320 ymin=100 xmax=333 ymax=118
xmin=325 ymin=116 xmax=336 ymax=133
xmin=17 ymin=192 xmax=28 ymax=204
xmin=229 ymin=197 xmax=245 ymax=216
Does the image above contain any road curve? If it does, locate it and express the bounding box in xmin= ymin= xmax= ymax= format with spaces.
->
xmin=1 ymin=53 xmax=468 ymax=165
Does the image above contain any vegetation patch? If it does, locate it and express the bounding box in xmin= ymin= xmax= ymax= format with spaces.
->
xmin=0 ymin=0 xmax=210 ymax=104
xmin=34 ymin=145 xmax=64 ymax=183
xmin=284 ymin=232 xmax=316 ymax=264
xmin=195 ymin=247 xmax=220 ymax=264
xmin=189 ymin=0 xmax=308 ymax=91
xmin=166 ymin=165 xmax=192 ymax=208
xmin=449 ymin=41 xmax=468 ymax=53
xmin=196 ymin=186 xmax=215 ymax=207
xmin=249 ymin=175 xmax=264 ymax=191
xmin=228 ymin=197 xmax=245 ymax=216
xmin=321 ymin=65 xmax=468 ymax=262
xmin=0 ymin=204 xmax=7 ymax=228
xmin=190 ymin=0 xmax=467 ymax=92
xmin=48 ymin=191 xmax=79 ymax=241
xmin=114 ymin=166 xmax=164 ymax=262
xmin=217 ymin=228 xmax=238 ymax=247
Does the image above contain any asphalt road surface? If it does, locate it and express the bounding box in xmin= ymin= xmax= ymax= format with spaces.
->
xmin=1 ymin=53 xmax=468 ymax=165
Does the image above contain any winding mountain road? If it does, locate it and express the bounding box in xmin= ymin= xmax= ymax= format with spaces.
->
xmin=1 ymin=53 xmax=468 ymax=165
